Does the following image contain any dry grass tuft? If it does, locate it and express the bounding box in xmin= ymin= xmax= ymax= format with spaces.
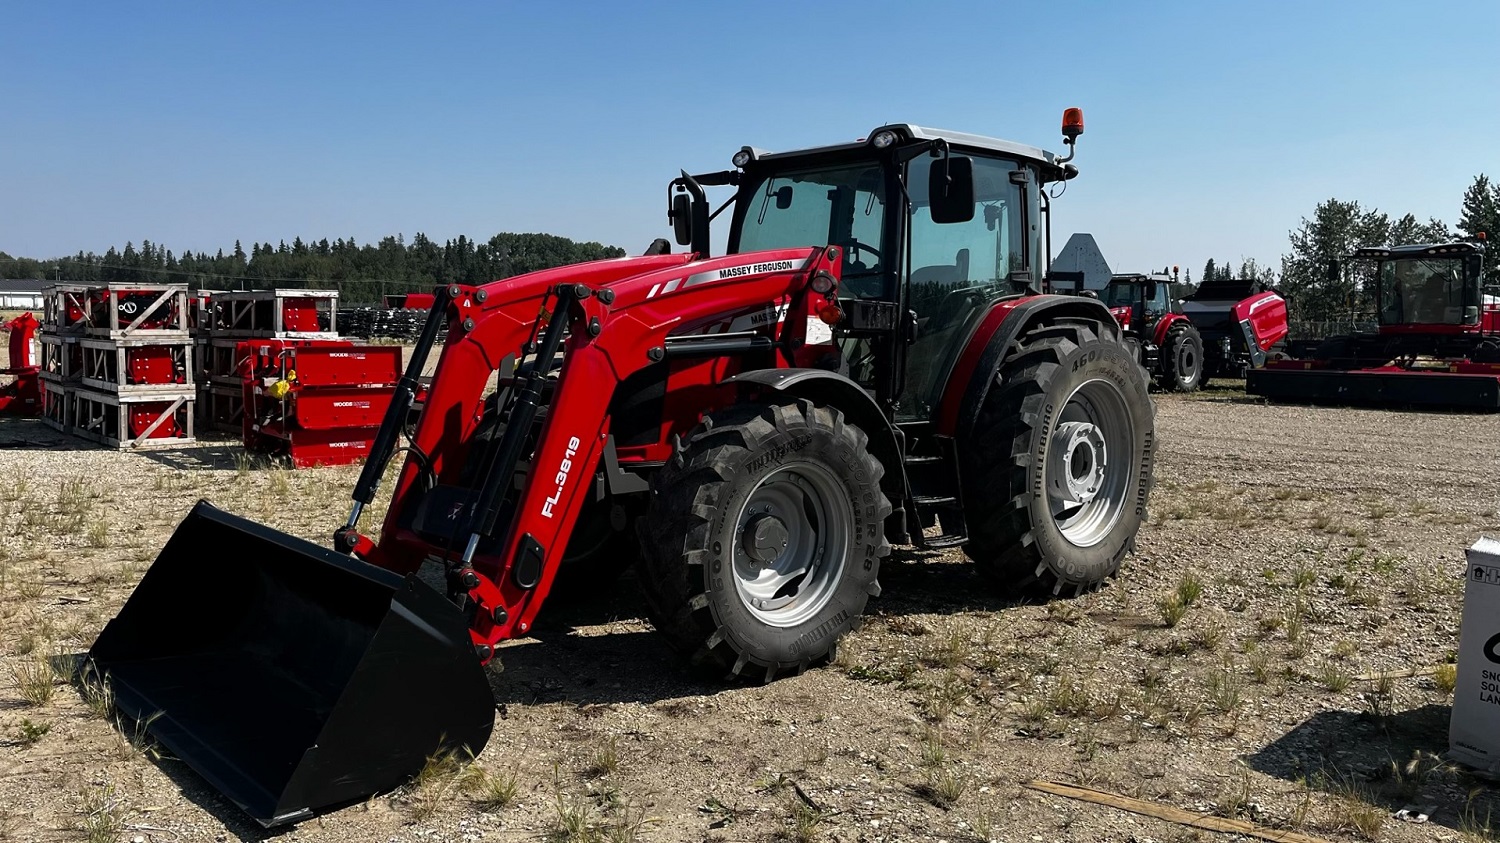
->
xmin=78 ymin=783 xmax=125 ymax=843
xmin=11 ymin=655 xmax=57 ymax=706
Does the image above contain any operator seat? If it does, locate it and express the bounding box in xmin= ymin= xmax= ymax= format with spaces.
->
xmin=910 ymin=248 xmax=971 ymax=288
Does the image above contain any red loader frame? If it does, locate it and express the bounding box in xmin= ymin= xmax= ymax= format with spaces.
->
xmin=343 ymin=247 xmax=843 ymax=648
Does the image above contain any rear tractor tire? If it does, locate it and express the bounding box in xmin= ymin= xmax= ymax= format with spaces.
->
xmin=638 ymin=398 xmax=891 ymax=682
xmin=960 ymin=319 xmax=1155 ymax=595
xmin=1159 ymin=323 xmax=1204 ymax=392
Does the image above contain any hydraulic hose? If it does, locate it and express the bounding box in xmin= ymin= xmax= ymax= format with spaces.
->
xmin=345 ymin=285 xmax=451 ymax=529
xmin=459 ymin=284 xmax=581 ymax=564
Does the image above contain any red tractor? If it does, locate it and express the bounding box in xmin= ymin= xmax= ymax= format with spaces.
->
xmin=1099 ymin=272 xmax=1288 ymax=392
xmin=1100 ymin=271 xmax=1204 ymax=391
xmin=89 ymin=110 xmax=1156 ymax=826
xmin=1248 ymin=238 xmax=1497 ymax=407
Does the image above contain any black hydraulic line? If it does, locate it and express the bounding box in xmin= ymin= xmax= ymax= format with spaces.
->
xmin=461 ymin=284 xmax=581 ymax=558
xmin=346 ymin=286 xmax=452 ymax=526
xmin=662 ymin=333 xmax=774 ymax=359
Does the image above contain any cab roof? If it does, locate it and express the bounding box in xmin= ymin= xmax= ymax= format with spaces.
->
xmin=749 ymin=123 xmax=1071 ymax=180
xmin=1353 ymin=241 xmax=1484 ymax=259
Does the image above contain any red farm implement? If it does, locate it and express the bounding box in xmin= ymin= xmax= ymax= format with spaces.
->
xmin=0 ymin=312 xmax=41 ymax=415
xmin=1247 ymin=238 xmax=1498 ymax=408
xmin=241 ymin=341 xmax=402 ymax=467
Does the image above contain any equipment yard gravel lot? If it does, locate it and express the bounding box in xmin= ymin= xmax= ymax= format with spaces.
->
xmin=1 ymin=390 xmax=1498 ymax=842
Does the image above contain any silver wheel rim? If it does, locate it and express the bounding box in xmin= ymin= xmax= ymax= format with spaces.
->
xmin=1180 ymin=343 xmax=1199 ymax=380
xmin=730 ymin=461 xmax=850 ymax=628
xmin=1045 ymin=377 xmax=1135 ymax=548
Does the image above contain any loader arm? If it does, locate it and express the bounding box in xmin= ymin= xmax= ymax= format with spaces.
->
xmin=362 ymin=246 xmax=844 ymax=655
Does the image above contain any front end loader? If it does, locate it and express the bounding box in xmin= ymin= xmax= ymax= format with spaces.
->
xmin=90 ymin=110 xmax=1156 ymax=826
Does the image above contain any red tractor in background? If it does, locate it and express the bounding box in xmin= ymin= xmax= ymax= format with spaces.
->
xmin=1100 ymin=271 xmax=1288 ymax=392
xmin=1248 ymin=238 xmax=1497 ymax=407
xmin=1100 ymin=271 xmax=1204 ymax=391
xmin=89 ymin=110 xmax=1157 ymax=827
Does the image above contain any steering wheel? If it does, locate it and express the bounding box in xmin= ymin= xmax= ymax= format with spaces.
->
xmin=843 ymin=239 xmax=882 ymax=263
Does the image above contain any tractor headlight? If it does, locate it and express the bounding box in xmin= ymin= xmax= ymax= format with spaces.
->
xmin=732 ymin=148 xmax=754 ymax=168
xmin=870 ymin=130 xmax=898 ymax=150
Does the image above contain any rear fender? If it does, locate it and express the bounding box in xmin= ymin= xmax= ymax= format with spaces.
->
xmin=1151 ymin=312 xmax=1189 ymax=348
xmin=938 ymin=295 xmax=1122 ymax=439
xmin=723 ymin=368 xmax=906 ymax=518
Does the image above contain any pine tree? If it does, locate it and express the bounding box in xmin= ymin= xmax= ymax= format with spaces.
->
xmin=1457 ymin=175 xmax=1500 ymax=284
xmin=1280 ymin=198 xmax=1390 ymax=321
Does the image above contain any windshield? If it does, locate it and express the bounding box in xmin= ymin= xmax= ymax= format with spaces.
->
xmin=1378 ymin=257 xmax=1472 ymax=325
xmin=736 ymin=163 xmax=886 ymax=297
xmin=1103 ymin=282 xmax=1140 ymax=308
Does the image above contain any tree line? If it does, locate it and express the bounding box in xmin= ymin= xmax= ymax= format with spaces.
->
xmin=0 ymin=232 xmax=628 ymax=304
xmin=1278 ymin=174 xmax=1499 ymax=323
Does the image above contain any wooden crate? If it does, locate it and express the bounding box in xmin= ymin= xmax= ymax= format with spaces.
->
xmin=40 ymin=381 xmax=73 ymax=432
xmin=201 ymin=336 xmax=254 ymax=385
xmin=84 ymin=284 xmax=191 ymax=340
xmin=207 ymin=289 xmax=339 ymax=339
xmin=71 ymin=387 xmax=195 ymax=449
xmin=38 ymin=334 xmax=82 ymax=381
xmin=190 ymin=289 xmax=225 ymax=331
xmin=199 ymin=383 xmax=245 ymax=434
xmin=46 ymin=283 xmax=191 ymax=340
xmin=41 ymin=284 xmax=92 ymax=335
xmin=79 ymin=338 xmax=194 ymax=394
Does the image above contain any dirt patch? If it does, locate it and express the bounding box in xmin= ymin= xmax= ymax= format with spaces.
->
xmin=1 ymin=390 xmax=1499 ymax=842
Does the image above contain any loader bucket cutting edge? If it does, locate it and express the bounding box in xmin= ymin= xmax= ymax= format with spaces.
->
xmin=87 ymin=501 xmax=495 ymax=827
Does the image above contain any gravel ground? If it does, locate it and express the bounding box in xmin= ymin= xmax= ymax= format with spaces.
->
xmin=1 ymin=387 xmax=1498 ymax=843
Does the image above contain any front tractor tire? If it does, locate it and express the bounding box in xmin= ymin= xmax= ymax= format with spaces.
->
xmin=1159 ymin=323 xmax=1204 ymax=392
xmin=961 ymin=320 xmax=1155 ymax=595
xmin=639 ymin=398 xmax=892 ymax=682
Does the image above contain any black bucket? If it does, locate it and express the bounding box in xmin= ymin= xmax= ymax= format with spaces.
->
xmin=88 ymin=501 xmax=495 ymax=827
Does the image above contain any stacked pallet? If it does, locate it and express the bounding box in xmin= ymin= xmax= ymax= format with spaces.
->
xmin=39 ymin=283 xmax=195 ymax=448
xmin=195 ymin=289 xmax=402 ymax=467
xmin=195 ymin=289 xmax=339 ymax=434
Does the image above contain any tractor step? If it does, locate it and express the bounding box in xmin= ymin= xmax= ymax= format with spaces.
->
xmin=923 ymin=533 xmax=969 ymax=549
xmin=902 ymin=437 xmax=969 ymax=550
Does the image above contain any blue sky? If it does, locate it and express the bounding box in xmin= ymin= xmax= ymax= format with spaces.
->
xmin=4 ymin=1 xmax=1497 ymax=280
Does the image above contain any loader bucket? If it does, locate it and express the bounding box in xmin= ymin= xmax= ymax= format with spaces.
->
xmin=88 ymin=501 xmax=495 ymax=827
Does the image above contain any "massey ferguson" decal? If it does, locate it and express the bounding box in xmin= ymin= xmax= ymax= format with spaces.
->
xmin=647 ymin=257 xmax=809 ymax=298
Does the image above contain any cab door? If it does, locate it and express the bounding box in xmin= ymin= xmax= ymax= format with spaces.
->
xmin=899 ymin=156 xmax=1027 ymax=421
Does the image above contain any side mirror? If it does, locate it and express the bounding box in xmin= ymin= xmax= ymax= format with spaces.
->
xmin=774 ymin=185 xmax=794 ymax=210
xmin=1326 ymin=259 xmax=1341 ymax=282
xmin=671 ymin=193 xmax=692 ymax=246
xmin=928 ymin=156 xmax=975 ymax=224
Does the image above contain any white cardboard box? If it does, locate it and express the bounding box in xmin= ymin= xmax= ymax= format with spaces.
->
xmin=1450 ymin=537 xmax=1500 ymax=773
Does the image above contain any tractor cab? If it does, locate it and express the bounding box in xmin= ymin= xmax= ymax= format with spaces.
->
xmin=1102 ymin=273 xmax=1175 ymax=333
xmin=1351 ymin=241 xmax=1491 ymax=334
xmin=671 ymin=119 xmax=1083 ymax=422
